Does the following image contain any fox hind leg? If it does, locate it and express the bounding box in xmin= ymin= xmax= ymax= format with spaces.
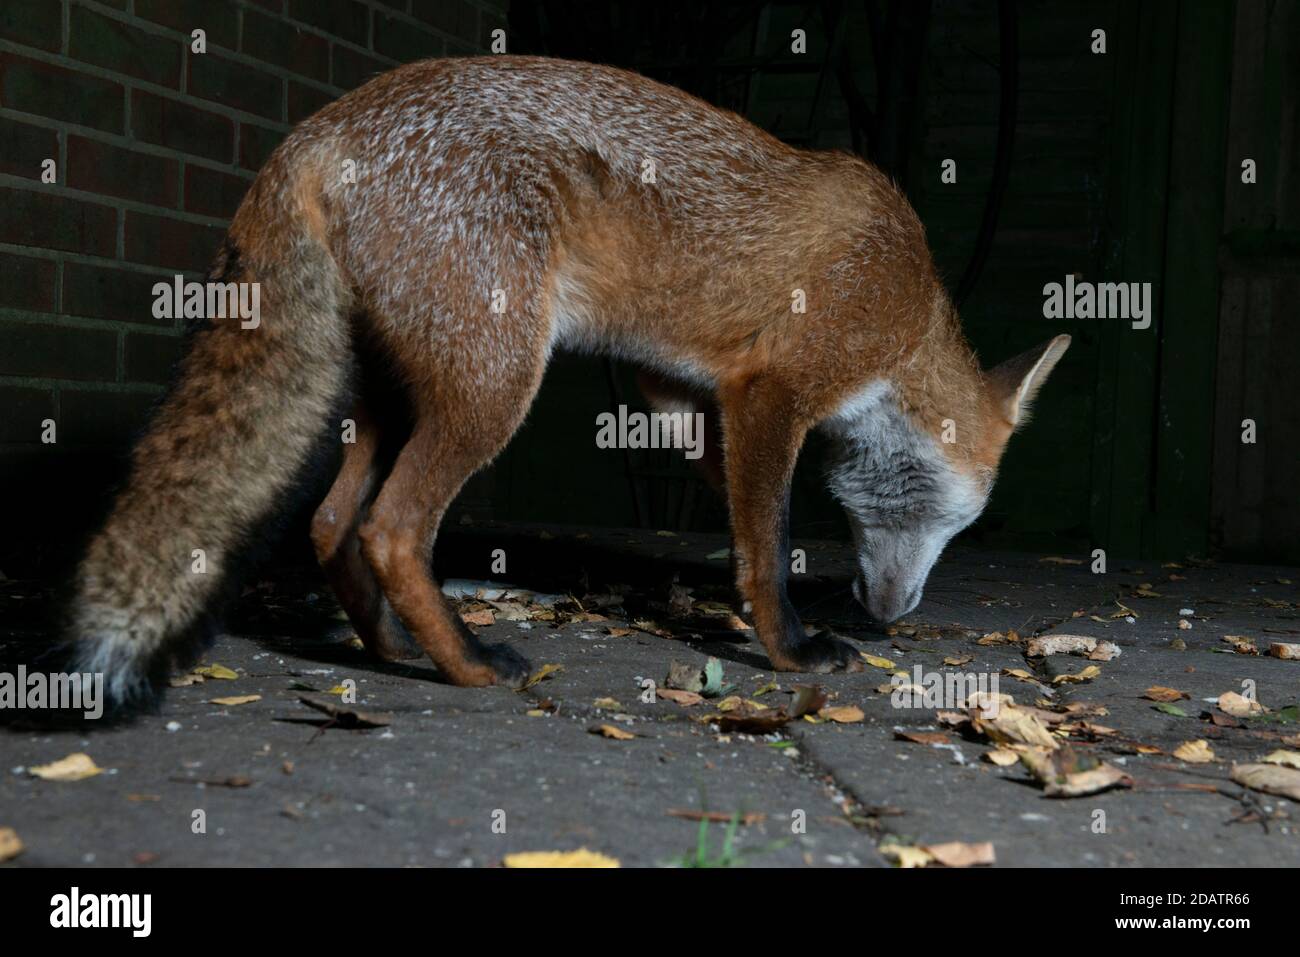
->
xmin=311 ymin=402 xmax=421 ymax=661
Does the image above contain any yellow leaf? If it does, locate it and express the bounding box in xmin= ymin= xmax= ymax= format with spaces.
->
xmin=0 ymin=827 xmax=24 ymax=862
xmin=923 ymin=841 xmax=996 ymax=867
xmin=859 ymin=653 xmax=896 ymax=670
xmin=503 ymin=848 xmax=620 ymax=868
xmin=1262 ymin=750 xmax=1300 ymax=769
xmin=326 ymin=685 xmax=350 ymax=696
xmin=1173 ymin=740 xmax=1217 ymax=764
xmin=589 ymin=724 xmax=636 ymax=740
xmin=1052 ymin=665 xmax=1101 ymax=685
xmin=521 ymin=664 xmax=563 ymax=689
xmin=592 ymin=697 xmax=621 ymax=709
xmin=191 ymin=664 xmax=238 ymax=680
xmin=29 ymin=753 xmax=103 ymax=781
xmin=209 ymin=694 xmax=261 ymax=706
xmin=880 ymin=843 xmax=934 ymax=868
xmin=819 ymin=705 xmax=865 ymax=723
xmin=983 ymin=749 xmax=1020 ymax=766
xmin=1217 ymin=691 xmax=1265 ymax=717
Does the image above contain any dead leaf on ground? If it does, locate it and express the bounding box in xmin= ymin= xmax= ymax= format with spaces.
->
xmin=1052 ymin=665 xmax=1101 ymax=685
xmin=190 ymin=663 xmax=238 ymax=681
xmin=896 ymin=730 xmax=952 ymax=746
xmin=209 ymin=694 xmax=261 ymax=707
xmin=29 ymin=753 xmax=103 ymax=781
xmin=0 ymin=828 xmax=24 ymax=862
xmin=1217 ymin=691 xmax=1266 ymax=718
xmin=589 ymin=724 xmax=636 ymax=740
xmin=460 ymin=608 xmax=495 ymax=627
xmin=983 ymin=749 xmax=1020 ymax=766
xmin=859 ymin=652 xmax=896 ymax=670
xmin=879 ymin=843 xmax=934 ymax=868
xmin=1039 ymin=556 xmax=1083 ymax=565
xmin=819 ymin=705 xmax=865 ymax=724
xmin=714 ymin=706 xmax=792 ymax=734
xmin=923 ymin=841 xmax=996 ymax=867
xmin=1027 ymin=634 xmax=1120 ymax=661
xmin=1221 ymin=635 xmax=1259 ymax=655
xmin=1019 ymin=747 xmax=1132 ymax=797
xmin=593 ymin=697 xmax=621 ymax=709
xmin=975 ymin=706 xmax=1059 ymax=750
xmin=503 ymin=848 xmax=620 ymax=868
xmin=665 ymin=660 xmax=705 ymax=693
xmin=1262 ymin=750 xmax=1300 ymax=769
xmin=789 ymin=684 xmax=829 ymax=718
xmin=1173 ymin=740 xmax=1217 ymax=764
xmin=666 ymin=809 xmax=765 ymax=826
xmin=656 ymin=688 xmax=704 ymax=707
xmin=297 ymin=695 xmax=392 ymax=729
xmin=1145 ymin=686 xmax=1190 ymax=702
xmin=944 ymin=655 xmax=974 ymax=666
xmin=1269 ymin=642 xmax=1300 ymax=660
xmin=1231 ymin=763 xmax=1300 ymax=802
xmin=521 ymin=664 xmax=563 ymax=689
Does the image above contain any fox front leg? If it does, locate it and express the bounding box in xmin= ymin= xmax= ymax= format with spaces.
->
xmin=718 ymin=376 xmax=863 ymax=674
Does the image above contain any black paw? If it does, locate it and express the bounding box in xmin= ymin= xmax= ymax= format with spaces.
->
xmin=779 ymin=630 xmax=864 ymax=674
xmin=473 ymin=642 xmax=533 ymax=689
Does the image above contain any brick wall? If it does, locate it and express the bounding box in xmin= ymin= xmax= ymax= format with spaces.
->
xmin=0 ymin=0 xmax=507 ymax=572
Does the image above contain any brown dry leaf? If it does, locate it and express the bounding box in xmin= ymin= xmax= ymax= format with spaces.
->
xmin=0 ymin=827 xmax=24 ymax=862
xmin=169 ymin=673 xmax=205 ymax=687
xmin=1173 ymin=739 xmax=1217 ymax=764
xmin=1001 ymin=668 xmax=1042 ymax=684
xmin=1144 ymin=686 xmax=1190 ymax=702
xmin=665 ymin=660 xmax=704 ymax=693
xmin=503 ymin=848 xmax=620 ymax=868
xmin=1052 ymin=665 xmax=1101 ymax=685
xmin=1262 ymin=750 xmax=1300 ymax=769
xmin=789 ymin=684 xmax=829 ymax=718
xmin=714 ymin=707 xmax=792 ymax=734
xmin=896 ymin=730 xmax=952 ymax=746
xmin=1269 ymin=642 xmax=1300 ymax=660
xmin=1027 ymin=634 xmax=1120 ymax=661
xmin=589 ymin=724 xmax=636 ymax=741
xmin=666 ymin=809 xmax=765 ymax=826
xmin=592 ymin=697 xmax=621 ymax=709
xmin=923 ymin=841 xmax=996 ymax=867
xmin=819 ymin=705 xmax=865 ymax=724
xmin=1231 ymin=763 xmax=1300 ymax=802
xmin=975 ymin=706 xmax=1059 ymax=750
xmin=521 ymin=663 xmax=563 ymax=689
xmin=1039 ymin=556 xmax=1083 ymax=565
xmin=1221 ymin=635 xmax=1259 ymax=655
xmin=1217 ymin=691 xmax=1265 ymax=717
xmin=29 ymin=753 xmax=103 ymax=782
xmin=983 ymin=749 xmax=1020 ymax=766
xmin=977 ymin=631 xmax=1013 ymax=646
xmin=656 ymin=688 xmax=704 ymax=707
xmin=297 ymin=695 xmax=392 ymax=729
xmin=944 ymin=655 xmax=974 ymax=666
xmin=1019 ymin=747 xmax=1132 ymax=797
xmin=209 ymin=694 xmax=261 ymax=707
xmin=606 ymin=627 xmax=634 ymax=638
xmin=460 ymin=608 xmax=495 ymax=627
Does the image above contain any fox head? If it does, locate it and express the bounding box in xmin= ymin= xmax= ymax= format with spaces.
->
xmin=823 ymin=335 xmax=1071 ymax=624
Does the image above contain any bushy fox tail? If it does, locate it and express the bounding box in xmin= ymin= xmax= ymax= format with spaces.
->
xmin=65 ymin=144 xmax=352 ymax=713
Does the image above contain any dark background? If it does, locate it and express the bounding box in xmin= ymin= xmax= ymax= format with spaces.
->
xmin=1 ymin=0 xmax=1296 ymax=578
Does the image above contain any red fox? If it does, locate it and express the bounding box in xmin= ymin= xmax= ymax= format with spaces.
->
xmin=65 ymin=56 xmax=1068 ymax=711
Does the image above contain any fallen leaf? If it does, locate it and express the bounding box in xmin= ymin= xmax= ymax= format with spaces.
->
xmin=879 ymin=843 xmax=934 ymax=868
xmin=1052 ymin=665 xmax=1101 ymax=685
xmin=589 ymin=724 xmax=636 ymax=740
xmin=859 ymin=652 xmax=896 ymax=670
xmin=656 ymin=688 xmax=704 ymax=707
xmin=714 ymin=705 xmax=792 ymax=734
xmin=0 ymin=828 xmax=23 ymax=862
xmin=169 ymin=674 xmax=205 ymax=687
xmin=29 ymin=753 xmax=103 ymax=781
xmin=895 ymin=730 xmax=951 ymax=745
xmin=593 ymin=697 xmax=621 ymax=709
xmin=983 ymin=749 xmax=1020 ymax=766
xmin=1019 ymin=747 xmax=1132 ymax=797
xmin=819 ymin=705 xmax=865 ymax=723
xmin=521 ymin=664 xmax=563 ymax=689
xmin=789 ymin=684 xmax=829 ymax=718
xmin=1217 ymin=691 xmax=1266 ymax=718
xmin=944 ymin=655 xmax=974 ymax=666
xmin=607 ymin=627 xmax=634 ymax=638
xmin=191 ymin=664 xmax=238 ymax=680
xmin=1145 ymin=686 xmax=1190 ymax=702
xmin=297 ymin=695 xmax=392 ymax=729
xmin=1262 ymin=750 xmax=1300 ymax=769
xmin=209 ymin=694 xmax=261 ymax=707
xmin=503 ymin=848 xmax=620 ymax=868
xmin=1027 ymin=634 xmax=1120 ymax=661
xmin=975 ymin=707 xmax=1059 ymax=750
xmin=1269 ymin=642 xmax=1300 ymax=660
xmin=1231 ymin=763 xmax=1300 ymax=802
xmin=666 ymin=660 xmax=704 ymax=693
xmin=1173 ymin=740 xmax=1217 ymax=764
xmin=1039 ymin=556 xmax=1083 ymax=565
xmin=460 ymin=609 xmax=495 ymax=627
xmin=1154 ymin=702 xmax=1189 ymax=717
xmin=923 ymin=841 xmax=996 ymax=867
xmin=1221 ymin=635 xmax=1259 ymax=655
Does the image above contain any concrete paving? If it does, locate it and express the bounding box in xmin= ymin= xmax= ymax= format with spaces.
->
xmin=1 ymin=526 xmax=1297 ymax=867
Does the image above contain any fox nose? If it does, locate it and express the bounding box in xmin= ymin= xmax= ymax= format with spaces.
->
xmin=855 ymin=575 xmax=920 ymax=624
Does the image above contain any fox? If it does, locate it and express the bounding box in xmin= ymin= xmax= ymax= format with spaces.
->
xmin=63 ymin=56 xmax=1069 ymax=713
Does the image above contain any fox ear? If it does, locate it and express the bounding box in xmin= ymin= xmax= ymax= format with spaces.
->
xmin=987 ymin=334 xmax=1071 ymax=428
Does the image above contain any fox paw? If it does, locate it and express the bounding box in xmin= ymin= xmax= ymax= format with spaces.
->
xmin=472 ymin=642 xmax=533 ymax=689
xmin=777 ymin=630 xmax=864 ymax=674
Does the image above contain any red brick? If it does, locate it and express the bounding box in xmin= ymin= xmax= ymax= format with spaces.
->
xmin=0 ymin=321 xmax=118 ymax=382
xmin=288 ymin=81 xmax=335 ymax=123
xmin=125 ymin=330 xmax=184 ymax=384
xmin=131 ymin=90 xmax=235 ymax=164
xmin=237 ymin=122 xmax=285 ymax=172
xmin=0 ymin=386 xmax=55 ymax=443
xmin=0 ymin=115 xmax=58 ymax=179
xmin=135 ymin=0 xmax=239 ymax=51
xmin=242 ymin=8 xmax=331 ymax=84
xmin=67 ymin=136 xmax=180 ymax=208
xmin=124 ymin=211 xmax=226 ymax=273
xmin=184 ymin=164 xmax=253 ymax=219
xmin=68 ymin=5 xmax=184 ymax=88
xmin=0 ymin=187 xmax=117 ymax=257
xmin=63 ymin=262 xmax=177 ymax=327
xmin=332 ymin=45 xmax=392 ymax=91
xmin=0 ymin=0 xmax=62 ymax=53
xmin=0 ymin=252 xmax=56 ymax=312
xmin=187 ymin=51 xmax=283 ymax=121
xmin=0 ymin=53 xmax=126 ymax=133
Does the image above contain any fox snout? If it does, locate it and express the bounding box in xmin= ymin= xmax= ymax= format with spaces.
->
xmin=852 ymin=572 xmax=923 ymax=624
